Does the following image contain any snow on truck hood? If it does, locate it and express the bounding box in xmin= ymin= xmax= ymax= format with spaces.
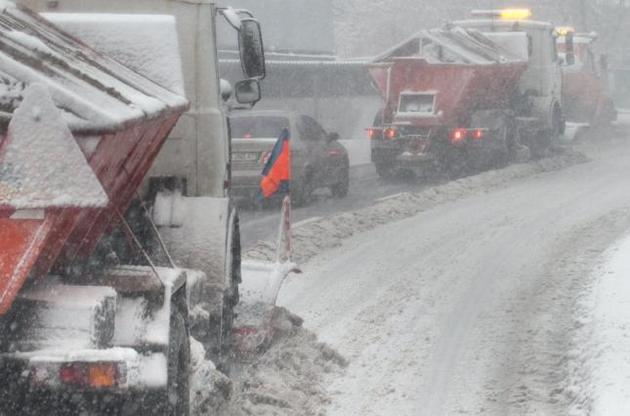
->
xmin=0 ymin=3 xmax=188 ymax=134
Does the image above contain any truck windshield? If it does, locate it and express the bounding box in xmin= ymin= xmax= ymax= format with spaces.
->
xmin=229 ymin=116 xmax=290 ymax=139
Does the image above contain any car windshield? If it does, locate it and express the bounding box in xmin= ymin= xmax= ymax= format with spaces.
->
xmin=229 ymin=116 xmax=290 ymax=139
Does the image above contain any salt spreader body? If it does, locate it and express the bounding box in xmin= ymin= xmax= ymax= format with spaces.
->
xmin=369 ymin=9 xmax=565 ymax=178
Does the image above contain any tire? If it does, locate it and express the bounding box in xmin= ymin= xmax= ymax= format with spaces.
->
xmin=164 ymin=307 xmax=191 ymax=416
xmin=529 ymin=105 xmax=562 ymax=159
xmin=132 ymin=306 xmax=190 ymax=416
xmin=551 ymin=105 xmax=563 ymax=140
xmin=445 ymin=147 xmax=468 ymax=179
xmin=494 ymin=125 xmax=512 ymax=169
xmin=375 ymin=162 xmax=395 ymax=180
xmin=331 ymin=164 xmax=349 ymax=198
xmin=292 ymin=171 xmax=313 ymax=207
xmin=216 ymin=216 xmax=241 ymax=375
xmin=529 ymin=130 xmax=550 ymax=159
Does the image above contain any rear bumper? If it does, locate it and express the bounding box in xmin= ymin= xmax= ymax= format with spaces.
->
xmin=0 ymin=347 xmax=167 ymax=395
xmin=0 ymin=349 xmax=168 ymax=414
xmin=372 ymin=131 xmax=505 ymax=168
xmin=232 ymin=170 xmax=262 ymax=193
xmin=372 ymin=141 xmax=436 ymax=166
xmin=0 ymin=382 xmax=160 ymax=415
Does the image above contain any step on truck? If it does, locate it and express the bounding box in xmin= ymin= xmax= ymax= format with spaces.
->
xmin=1 ymin=0 xmax=268 ymax=414
xmin=368 ymin=8 xmax=565 ymax=179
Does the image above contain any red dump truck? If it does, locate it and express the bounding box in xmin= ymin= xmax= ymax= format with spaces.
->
xmin=0 ymin=2 xmax=271 ymax=415
xmin=368 ymin=9 xmax=564 ymax=178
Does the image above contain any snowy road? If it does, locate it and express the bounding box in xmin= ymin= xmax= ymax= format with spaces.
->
xmin=274 ymin=135 xmax=630 ymax=415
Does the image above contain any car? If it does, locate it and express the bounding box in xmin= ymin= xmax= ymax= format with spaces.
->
xmin=229 ymin=110 xmax=350 ymax=205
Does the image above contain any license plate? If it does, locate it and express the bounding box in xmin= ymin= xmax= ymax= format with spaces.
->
xmin=233 ymin=152 xmax=259 ymax=162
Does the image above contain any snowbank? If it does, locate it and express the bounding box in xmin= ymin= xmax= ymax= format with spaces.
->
xmin=190 ymin=307 xmax=346 ymax=416
xmin=568 ymin=235 xmax=630 ymax=415
xmin=246 ymin=149 xmax=588 ymax=264
xmin=221 ymin=307 xmax=347 ymax=416
xmin=190 ymin=338 xmax=232 ymax=416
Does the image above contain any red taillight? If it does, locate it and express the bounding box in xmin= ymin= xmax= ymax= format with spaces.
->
xmin=59 ymin=363 xmax=85 ymax=386
xmin=450 ymin=128 xmax=467 ymax=144
xmin=472 ymin=129 xmax=485 ymax=140
xmin=367 ymin=128 xmax=382 ymax=139
xmin=384 ymin=127 xmax=397 ymax=140
xmin=58 ymin=362 xmax=120 ymax=388
xmin=328 ymin=149 xmax=342 ymax=156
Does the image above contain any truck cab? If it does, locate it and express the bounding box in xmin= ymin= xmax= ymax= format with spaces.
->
xmin=556 ymin=27 xmax=616 ymax=125
xmin=454 ymin=9 xmax=564 ymax=141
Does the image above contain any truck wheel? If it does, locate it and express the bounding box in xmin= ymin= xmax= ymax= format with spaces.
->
xmin=494 ymin=125 xmax=511 ymax=168
xmin=530 ymin=131 xmax=551 ymax=159
xmin=133 ymin=307 xmax=190 ymax=416
xmin=446 ymin=148 xmax=468 ymax=179
xmin=331 ymin=164 xmax=349 ymax=198
xmin=166 ymin=308 xmax=190 ymax=416
xmin=216 ymin=216 xmax=241 ymax=375
xmin=375 ymin=162 xmax=395 ymax=180
xmin=552 ymin=105 xmax=563 ymax=140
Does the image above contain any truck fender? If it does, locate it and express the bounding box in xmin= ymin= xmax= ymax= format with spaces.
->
xmin=152 ymin=192 xmax=240 ymax=363
xmin=152 ymin=192 xmax=235 ymax=316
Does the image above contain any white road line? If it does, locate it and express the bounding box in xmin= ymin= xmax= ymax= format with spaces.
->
xmin=293 ymin=216 xmax=322 ymax=228
xmin=376 ymin=192 xmax=409 ymax=203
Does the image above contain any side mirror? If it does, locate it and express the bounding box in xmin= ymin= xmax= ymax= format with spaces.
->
xmin=234 ymin=79 xmax=261 ymax=105
xmin=219 ymin=7 xmax=243 ymax=30
xmin=239 ymin=19 xmax=266 ymax=80
xmin=328 ymin=132 xmax=340 ymax=143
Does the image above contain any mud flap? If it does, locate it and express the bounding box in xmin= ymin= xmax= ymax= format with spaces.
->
xmin=233 ymin=196 xmax=300 ymax=357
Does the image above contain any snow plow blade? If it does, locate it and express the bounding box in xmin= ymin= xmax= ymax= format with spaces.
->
xmin=233 ymin=196 xmax=300 ymax=357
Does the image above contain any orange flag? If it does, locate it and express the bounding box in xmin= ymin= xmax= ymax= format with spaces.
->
xmin=260 ymin=128 xmax=291 ymax=198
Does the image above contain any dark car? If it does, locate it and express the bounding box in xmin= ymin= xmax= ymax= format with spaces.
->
xmin=228 ymin=110 xmax=349 ymax=205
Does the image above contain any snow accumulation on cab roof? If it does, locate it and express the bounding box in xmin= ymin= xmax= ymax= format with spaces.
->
xmin=372 ymin=26 xmax=526 ymax=65
xmin=43 ymin=13 xmax=185 ymax=97
xmin=0 ymin=3 xmax=188 ymax=134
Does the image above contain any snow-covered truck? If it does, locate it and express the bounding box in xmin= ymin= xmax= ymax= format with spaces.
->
xmin=1 ymin=0 xmax=266 ymax=414
xmin=368 ymin=9 xmax=565 ymax=178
